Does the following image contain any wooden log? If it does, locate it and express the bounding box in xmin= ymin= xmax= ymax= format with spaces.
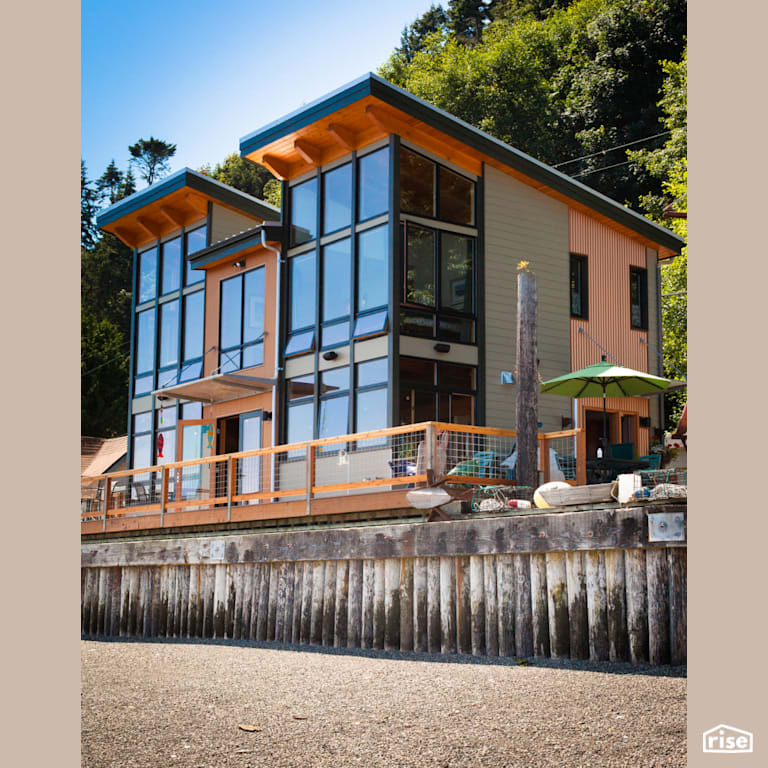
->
xmin=513 ymin=553 xmax=533 ymax=658
xmin=347 ymin=560 xmax=363 ymax=648
xmin=546 ymin=552 xmax=570 ymax=658
xmin=625 ymin=549 xmax=649 ymax=664
xmin=646 ymin=548 xmax=671 ymax=665
xmin=225 ymin=564 xmax=236 ymax=639
xmin=667 ymin=548 xmax=686 ymax=665
xmin=81 ymin=568 xmax=87 ymax=634
xmin=175 ymin=566 xmax=187 ymax=638
xmin=267 ymin=562 xmax=280 ymax=641
xmin=604 ymin=549 xmax=629 ymax=662
xmin=212 ymin=564 xmax=226 ymax=638
xmin=232 ymin=565 xmax=244 ymax=640
xmin=141 ymin=568 xmax=152 ymax=638
xmin=244 ymin=563 xmax=258 ymax=641
xmin=128 ymin=568 xmax=139 ymax=637
xmin=585 ymin=551 xmax=609 ymax=662
xmin=529 ymin=553 xmax=549 ymax=657
xmin=322 ymin=560 xmax=337 ymax=647
xmin=300 ymin=560 xmax=313 ymax=645
xmin=515 ymin=268 xmax=538 ymax=490
xmin=413 ymin=557 xmax=428 ymax=653
xmin=109 ymin=566 xmax=121 ymax=637
xmin=156 ymin=566 xmax=167 ymax=639
xmin=119 ymin=567 xmax=130 ymax=637
xmin=282 ymin=562 xmax=296 ymax=644
xmin=165 ymin=566 xmax=175 ymax=638
xmin=86 ymin=569 xmax=98 ymax=635
xmin=566 ymin=551 xmax=589 ymax=660
xmin=384 ymin=559 xmax=401 ymax=651
xmin=291 ymin=561 xmax=304 ymax=644
xmin=373 ymin=558 xmax=386 ymax=650
xmin=399 ymin=559 xmax=414 ymax=652
xmin=496 ymin=554 xmax=515 ymax=657
xmin=427 ymin=557 xmax=441 ymax=653
xmin=202 ymin=564 xmax=216 ymax=638
xmin=469 ymin=555 xmax=485 ymax=656
xmin=361 ymin=559 xmax=375 ymax=649
xmin=256 ymin=562 xmax=271 ymax=641
xmin=456 ymin=556 xmax=471 ymax=654
xmin=186 ymin=565 xmax=199 ymax=638
xmin=484 ymin=555 xmax=499 ymax=656
xmin=97 ymin=568 xmax=107 ymax=635
xmin=81 ymin=569 xmax=91 ymax=635
xmin=103 ymin=568 xmax=114 ymax=636
xmin=275 ymin=562 xmax=288 ymax=643
xmin=310 ymin=560 xmax=325 ymax=645
xmin=439 ymin=557 xmax=456 ymax=654
xmin=334 ymin=560 xmax=349 ymax=648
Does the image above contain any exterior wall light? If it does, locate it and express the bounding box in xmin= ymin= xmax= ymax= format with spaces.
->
xmin=433 ymin=343 xmax=451 ymax=353
xmin=322 ymin=350 xmax=338 ymax=361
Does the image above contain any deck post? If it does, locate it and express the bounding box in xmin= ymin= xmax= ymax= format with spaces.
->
xmin=227 ymin=456 xmax=234 ymax=522
xmin=540 ymin=436 xmax=550 ymax=483
xmin=425 ymin=423 xmax=436 ymax=477
xmin=306 ymin=444 xmax=315 ymax=515
xmin=160 ymin=468 xmax=168 ymax=528
xmin=103 ymin=477 xmax=111 ymax=532
xmin=515 ymin=267 xmax=538 ymax=490
xmin=576 ymin=429 xmax=587 ymax=486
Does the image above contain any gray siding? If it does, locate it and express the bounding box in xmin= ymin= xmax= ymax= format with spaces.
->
xmin=210 ymin=203 xmax=264 ymax=245
xmin=483 ymin=165 xmax=571 ymax=431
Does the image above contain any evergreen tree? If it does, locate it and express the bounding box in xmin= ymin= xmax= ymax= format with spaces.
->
xmin=199 ymin=153 xmax=275 ymax=201
xmin=447 ymin=0 xmax=493 ymax=44
xmin=397 ymin=4 xmax=449 ymax=63
xmin=129 ymin=136 xmax=177 ymax=185
xmin=81 ymin=160 xmax=100 ymax=249
xmin=96 ymin=159 xmax=125 ymax=205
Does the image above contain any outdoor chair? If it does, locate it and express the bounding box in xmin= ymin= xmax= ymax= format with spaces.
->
xmin=608 ymin=442 xmax=635 ymax=460
xmin=554 ymin=452 xmax=577 ymax=480
xmin=638 ymin=453 xmax=662 ymax=470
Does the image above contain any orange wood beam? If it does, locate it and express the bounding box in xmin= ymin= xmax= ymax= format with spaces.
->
xmin=327 ymin=122 xmax=358 ymax=151
xmin=261 ymin=153 xmax=291 ymax=180
xmin=113 ymin=226 xmax=137 ymax=247
xmin=293 ymin=138 xmax=323 ymax=166
xmin=158 ymin=205 xmax=187 ymax=228
xmin=135 ymin=216 xmax=162 ymax=238
xmin=365 ymin=104 xmax=403 ymax=134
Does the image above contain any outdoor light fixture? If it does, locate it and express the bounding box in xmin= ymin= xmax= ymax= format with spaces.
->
xmin=322 ymin=350 xmax=338 ymax=361
xmin=233 ymin=259 xmax=245 ymax=270
xmin=434 ymin=343 xmax=451 ymax=353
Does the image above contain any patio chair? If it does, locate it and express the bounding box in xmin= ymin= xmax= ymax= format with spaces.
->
xmin=638 ymin=453 xmax=662 ymax=470
xmin=554 ymin=452 xmax=577 ymax=480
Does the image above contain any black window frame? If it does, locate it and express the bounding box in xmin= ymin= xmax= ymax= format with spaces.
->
xmin=218 ymin=265 xmax=266 ymax=373
xmin=629 ymin=265 xmax=649 ymax=330
xmin=570 ymin=253 xmax=589 ymax=320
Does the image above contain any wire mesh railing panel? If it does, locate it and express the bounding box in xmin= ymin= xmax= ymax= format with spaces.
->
xmin=545 ymin=435 xmax=578 ymax=482
xmin=109 ymin=469 xmax=163 ymax=514
xmin=235 ymin=445 xmax=307 ymax=503
xmin=312 ymin=428 xmax=428 ymax=496
xmin=440 ymin=428 xmax=517 ymax=484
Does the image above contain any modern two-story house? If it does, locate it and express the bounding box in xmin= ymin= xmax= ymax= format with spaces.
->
xmin=97 ymin=73 xmax=684 ymax=488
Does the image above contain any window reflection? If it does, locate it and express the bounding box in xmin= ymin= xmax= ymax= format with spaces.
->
xmin=138 ymin=248 xmax=157 ymax=304
xmin=405 ymin=225 xmax=435 ymax=306
xmin=357 ymin=225 xmax=388 ymax=312
xmin=323 ymin=164 xmax=352 ymax=234
xmin=183 ymin=291 xmax=204 ymax=362
xmin=135 ymin=309 xmax=156 ymax=374
xmin=161 ymin=237 xmax=181 ymax=294
xmin=438 ymin=167 xmax=474 ymax=225
xmin=318 ymin=395 xmax=349 ymax=442
xmin=289 ymin=252 xmax=316 ymax=330
xmin=185 ymin=225 xmax=207 ymax=285
xmin=440 ymin=233 xmax=473 ymax=313
xmin=358 ymin=147 xmax=389 ymax=222
xmin=291 ymin=178 xmax=317 ymax=245
xmin=400 ymin=148 xmax=435 ymax=217
xmin=322 ymin=238 xmax=351 ymax=322
xmin=159 ymin=300 xmax=180 ymax=368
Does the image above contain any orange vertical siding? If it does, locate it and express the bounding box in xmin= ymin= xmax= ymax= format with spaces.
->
xmin=569 ymin=209 xmax=651 ymax=454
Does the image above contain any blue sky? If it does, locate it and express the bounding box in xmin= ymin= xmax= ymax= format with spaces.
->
xmin=82 ymin=0 xmax=433 ymax=189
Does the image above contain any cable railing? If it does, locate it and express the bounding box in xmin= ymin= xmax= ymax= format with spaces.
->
xmin=81 ymin=422 xmax=586 ymax=532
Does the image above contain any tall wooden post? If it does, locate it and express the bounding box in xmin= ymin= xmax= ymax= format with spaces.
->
xmin=516 ymin=267 xmax=538 ymax=490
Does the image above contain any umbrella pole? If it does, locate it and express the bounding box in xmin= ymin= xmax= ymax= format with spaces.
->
xmin=602 ymin=386 xmax=608 ymax=454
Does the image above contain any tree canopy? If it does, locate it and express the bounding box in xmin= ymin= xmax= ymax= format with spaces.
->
xmin=128 ymin=136 xmax=177 ymax=185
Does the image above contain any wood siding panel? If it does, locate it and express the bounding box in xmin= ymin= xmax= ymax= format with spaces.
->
xmin=210 ymin=203 xmax=264 ymax=246
xmin=483 ymin=165 xmax=572 ymax=432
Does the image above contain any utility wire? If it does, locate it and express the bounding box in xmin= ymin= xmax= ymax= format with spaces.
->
xmin=570 ymin=159 xmax=633 ymax=179
xmin=81 ymin=340 xmax=130 ymax=377
xmin=553 ymin=131 xmax=672 ymax=168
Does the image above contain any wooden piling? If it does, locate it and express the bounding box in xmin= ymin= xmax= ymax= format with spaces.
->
xmin=625 ymin=548 xmax=649 ymax=664
xmin=213 ymin=564 xmax=227 ymax=638
xmin=413 ymin=557 xmax=427 ymax=652
xmin=667 ymin=548 xmax=686 ymax=665
xmin=646 ymin=548 xmax=671 ymax=665
xmin=119 ymin=567 xmax=130 ymax=637
xmin=546 ymin=552 xmax=569 ymax=658
xmin=470 ymin=555 xmax=485 ymax=656
xmin=456 ymin=556 xmax=472 ymax=654
xmin=515 ymin=268 xmax=538 ymax=490
xmin=585 ymin=551 xmax=609 ymax=662
xmin=347 ymin=559 xmax=363 ymax=648
xmin=97 ymin=568 xmax=107 ymax=636
xmin=515 ymin=553 xmax=535 ymax=657
xmin=439 ymin=556 xmax=456 ymax=654
xmin=399 ymin=558 xmax=414 ymax=652
xmin=427 ymin=557 xmax=441 ymax=653
xmin=267 ymin=562 xmax=280 ymax=641
xmin=282 ymin=562 xmax=296 ymax=644
xmin=384 ymin=559 xmax=401 ymax=651
xmin=256 ymin=562 xmax=271 ymax=641
xmin=373 ymin=558 xmax=386 ymax=650
xmin=361 ymin=559 xmax=374 ymax=649
xmin=334 ymin=560 xmax=349 ymax=648
xmin=321 ymin=560 xmax=337 ymax=647
xmin=604 ymin=549 xmax=629 ymax=662
xmin=483 ymin=556 xmax=499 ymax=656
xmin=275 ymin=562 xmax=288 ymax=643
xmin=290 ymin=561 xmax=303 ymax=644
xmin=310 ymin=560 xmax=325 ymax=645
xmin=566 ymin=551 xmax=589 ymax=660
xmin=299 ymin=560 xmax=313 ymax=645
xmin=496 ymin=554 xmax=515 ymax=657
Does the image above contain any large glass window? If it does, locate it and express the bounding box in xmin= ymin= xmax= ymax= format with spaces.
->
xmin=570 ymin=254 xmax=588 ymax=319
xmin=400 ymin=148 xmax=435 ymax=217
xmin=290 ymin=178 xmax=318 ymax=246
xmin=322 ymin=238 xmax=351 ymax=322
xmin=630 ymin=266 xmax=648 ymax=330
xmin=405 ymin=225 xmax=435 ymax=307
xmin=357 ymin=225 xmax=388 ymax=312
xmin=132 ymin=433 xmax=152 ymax=471
xmin=358 ymin=147 xmax=389 ymax=222
xmin=135 ymin=309 xmax=156 ymax=374
xmin=138 ymin=247 xmax=157 ymax=304
xmin=161 ymin=237 xmax=181 ymax=295
xmin=318 ymin=394 xmax=349 ymax=442
xmin=289 ymin=251 xmax=316 ymax=331
xmin=356 ymin=388 xmax=387 ymax=437
xmin=219 ymin=266 xmax=265 ymax=372
xmin=399 ymin=357 xmax=476 ymax=426
xmin=159 ymin=300 xmax=179 ymax=369
xmin=440 ymin=233 xmax=473 ymax=313
xmin=323 ymin=164 xmax=352 ymax=235
xmin=287 ymin=400 xmax=314 ymax=447
xmin=438 ymin=167 xmax=474 ymax=226
xmin=185 ymin=225 xmax=207 ymax=285
xmin=183 ymin=291 xmax=204 ymax=362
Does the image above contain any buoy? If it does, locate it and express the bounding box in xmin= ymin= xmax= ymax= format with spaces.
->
xmin=533 ymin=481 xmax=571 ymax=509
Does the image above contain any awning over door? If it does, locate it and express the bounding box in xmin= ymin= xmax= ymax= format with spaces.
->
xmin=152 ymin=372 xmax=276 ymax=403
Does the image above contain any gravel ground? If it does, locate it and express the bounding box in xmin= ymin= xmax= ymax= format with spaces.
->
xmin=81 ymin=639 xmax=686 ymax=768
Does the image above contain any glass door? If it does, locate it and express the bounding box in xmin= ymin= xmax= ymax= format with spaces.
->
xmin=238 ymin=410 xmax=262 ymax=495
xmin=177 ymin=419 xmax=216 ymax=500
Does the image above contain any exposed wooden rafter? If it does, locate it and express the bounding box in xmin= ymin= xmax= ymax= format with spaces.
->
xmin=114 ymin=226 xmax=137 ymax=247
xmin=135 ymin=216 xmax=162 ymax=238
xmin=159 ymin=205 xmax=187 ymax=228
xmin=261 ymin=153 xmax=291 ymax=180
xmin=365 ymin=104 xmax=404 ymax=134
xmin=293 ymin=138 xmax=323 ymax=166
xmin=327 ymin=122 xmax=358 ymax=151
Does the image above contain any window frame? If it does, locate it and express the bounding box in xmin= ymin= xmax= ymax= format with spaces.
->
xmin=629 ymin=265 xmax=649 ymax=330
xmin=218 ymin=264 xmax=266 ymax=373
xmin=570 ymin=253 xmax=589 ymax=320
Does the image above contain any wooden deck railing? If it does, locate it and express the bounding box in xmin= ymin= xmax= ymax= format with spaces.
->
xmin=81 ymin=422 xmax=585 ymax=533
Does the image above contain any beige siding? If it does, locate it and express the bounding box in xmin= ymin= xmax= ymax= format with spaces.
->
xmin=210 ymin=203 xmax=264 ymax=245
xmin=483 ymin=165 xmax=571 ymax=431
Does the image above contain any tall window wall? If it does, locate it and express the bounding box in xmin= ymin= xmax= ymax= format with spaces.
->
xmin=283 ymin=144 xmax=391 ymax=445
xmin=399 ymin=147 xmax=477 ymax=345
xmin=131 ymin=221 xmax=208 ymax=467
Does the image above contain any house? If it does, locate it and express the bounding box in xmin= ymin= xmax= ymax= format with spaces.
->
xmin=81 ymin=435 xmax=127 ymax=515
xmin=96 ymin=73 xmax=684 ymax=482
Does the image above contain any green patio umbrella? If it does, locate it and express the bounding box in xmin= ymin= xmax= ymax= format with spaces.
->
xmin=540 ymin=356 xmax=671 ymax=449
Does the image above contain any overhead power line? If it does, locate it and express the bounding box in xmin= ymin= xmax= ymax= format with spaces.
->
xmin=570 ymin=159 xmax=634 ymax=179
xmin=82 ymin=340 xmax=130 ymax=377
xmin=553 ymin=131 xmax=672 ymax=168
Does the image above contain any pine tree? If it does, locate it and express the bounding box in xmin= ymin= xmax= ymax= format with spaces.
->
xmin=129 ymin=136 xmax=177 ymax=185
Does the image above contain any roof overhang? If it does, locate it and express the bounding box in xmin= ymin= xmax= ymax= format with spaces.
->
xmin=240 ymin=73 xmax=684 ymax=255
xmin=188 ymin=221 xmax=283 ymax=270
xmin=152 ymin=372 xmax=276 ymax=404
xmin=96 ymin=168 xmax=280 ymax=250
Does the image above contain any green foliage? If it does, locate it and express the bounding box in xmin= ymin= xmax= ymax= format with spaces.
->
xmin=396 ymin=4 xmax=448 ymax=63
xmin=199 ymin=153 xmax=275 ymax=200
xmin=262 ymin=178 xmax=282 ymax=209
xmin=447 ymin=0 xmax=493 ymax=44
xmin=81 ymin=160 xmax=100 ymax=249
xmin=129 ymin=136 xmax=177 ymax=185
